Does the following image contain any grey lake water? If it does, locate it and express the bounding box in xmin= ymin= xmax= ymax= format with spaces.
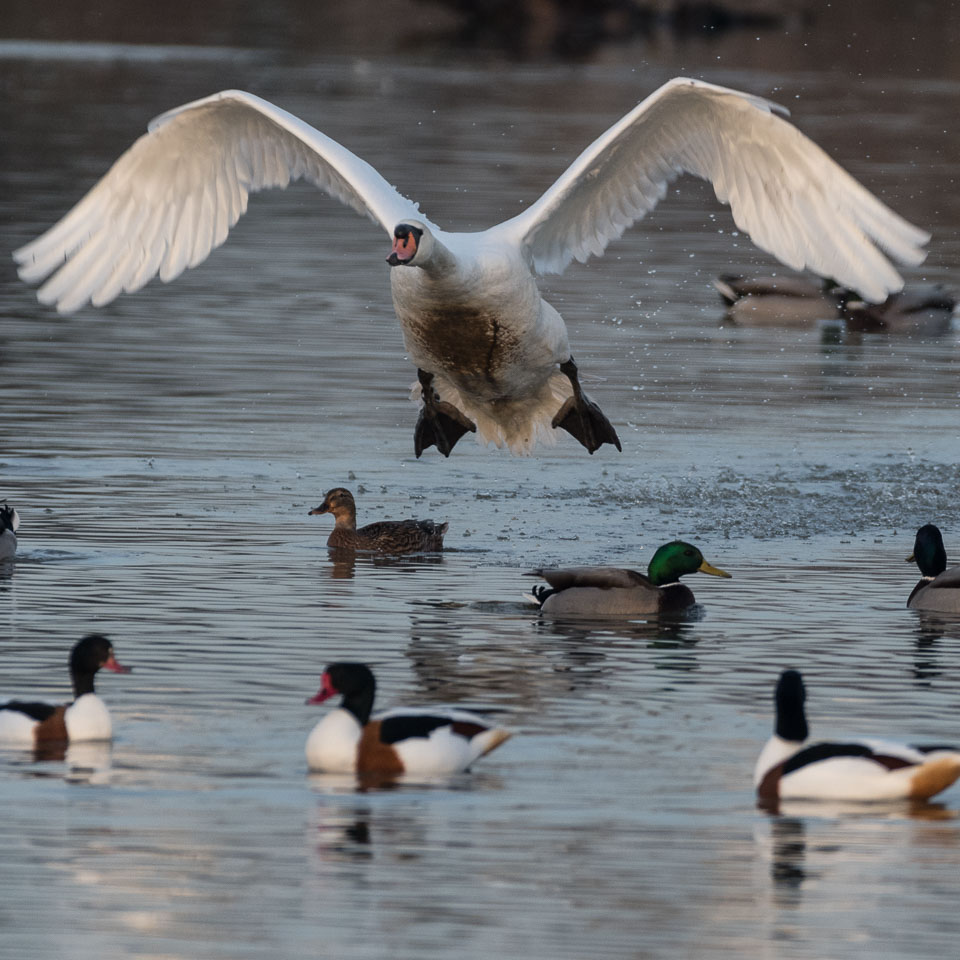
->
xmin=2 ymin=23 xmax=960 ymax=960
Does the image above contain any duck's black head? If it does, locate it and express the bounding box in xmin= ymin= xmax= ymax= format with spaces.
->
xmin=0 ymin=503 xmax=18 ymax=534
xmin=306 ymin=662 xmax=376 ymax=724
xmin=909 ymin=524 xmax=947 ymax=578
xmin=774 ymin=669 xmax=808 ymax=742
xmin=69 ymin=633 xmax=131 ymax=698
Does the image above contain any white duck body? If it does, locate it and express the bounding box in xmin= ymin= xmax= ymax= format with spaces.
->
xmin=306 ymin=705 xmax=510 ymax=775
xmin=756 ymin=670 xmax=960 ymax=804
xmin=0 ymin=693 xmax=113 ymax=745
xmin=391 ymin=230 xmax=572 ymax=451
xmin=64 ymin=693 xmax=114 ymax=741
xmin=305 ymin=707 xmax=362 ymax=773
xmin=755 ymin=734 xmax=960 ymax=803
xmin=0 ymin=708 xmax=38 ymax=743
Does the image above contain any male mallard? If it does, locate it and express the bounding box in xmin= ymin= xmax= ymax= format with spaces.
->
xmin=0 ymin=502 xmax=18 ymax=561
xmin=840 ymin=284 xmax=956 ymax=335
xmin=713 ymin=274 xmax=841 ymax=327
xmin=907 ymin=524 xmax=960 ymax=613
xmin=309 ymin=488 xmax=447 ymax=555
xmin=528 ymin=540 xmax=730 ymax=616
xmin=755 ymin=669 xmax=960 ymax=806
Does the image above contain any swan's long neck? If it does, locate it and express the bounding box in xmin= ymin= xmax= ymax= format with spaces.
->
xmin=416 ymin=236 xmax=458 ymax=279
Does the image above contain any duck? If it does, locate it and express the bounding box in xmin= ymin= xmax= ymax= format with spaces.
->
xmin=527 ymin=540 xmax=731 ymax=616
xmin=0 ymin=634 xmax=131 ymax=746
xmin=305 ymin=662 xmax=512 ymax=774
xmin=309 ymin=487 xmax=447 ymax=554
xmin=0 ymin=502 xmax=18 ymax=561
xmin=754 ymin=669 xmax=960 ymax=806
xmin=14 ymin=79 xmax=927 ymax=457
xmin=840 ymin=284 xmax=957 ymax=335
xmin=906 ymin=524 xmax=960 ymax=613
xmin=714 ymin=275 xmax=956 ymax=334
xmin=713 ymin=274 xmax=841 ymax=327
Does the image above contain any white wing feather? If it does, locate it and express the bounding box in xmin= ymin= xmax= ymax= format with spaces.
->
xmin=13 ymin=90 xmax=427 ymax=314
xmin=497 ymin=77 xmax=929 ymax=302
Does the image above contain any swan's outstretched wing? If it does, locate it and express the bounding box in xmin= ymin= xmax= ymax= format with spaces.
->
xmin=498 ymin=77 xmax=929 ymax=302
xmin=14 ymin=90 xmax=427 ymax=314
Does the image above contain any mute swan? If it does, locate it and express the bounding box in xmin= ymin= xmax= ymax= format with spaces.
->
xmin=14 ymin=78 xmax=929 ymax=456
xmin=755 ymin=670 xmax=960 ymax=807
xmin=305 ymin=662 xmax=512 ymax=774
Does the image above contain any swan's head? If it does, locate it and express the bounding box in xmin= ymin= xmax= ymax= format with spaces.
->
xmin=386 ymin=221 xmax=429 ymax=268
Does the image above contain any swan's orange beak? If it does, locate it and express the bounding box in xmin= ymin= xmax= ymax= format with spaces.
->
xmin=387 ymin=231 xmax=417 ymax=266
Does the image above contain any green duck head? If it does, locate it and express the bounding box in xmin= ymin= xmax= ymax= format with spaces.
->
xmin=908 ymin=524 xmax=947 ymax=578
xmin=646 ymin=541 xmax=731 ymax=586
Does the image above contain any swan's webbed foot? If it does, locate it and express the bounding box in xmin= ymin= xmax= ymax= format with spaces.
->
xmin=414 ymin=369 xmax=476 ymax=458
xmin=552 ymin=357 xmax=622 ymax=454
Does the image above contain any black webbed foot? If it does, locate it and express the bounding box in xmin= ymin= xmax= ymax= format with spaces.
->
xmin=414 ymin=369 xmax=477 ymax=458
xmin=552 ymin=357 xmax=622 ymax=454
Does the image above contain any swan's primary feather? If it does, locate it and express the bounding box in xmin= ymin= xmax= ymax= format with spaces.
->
xmin=14 ymin=90 xmax=427 ymax=313
xmin=496 ymin=78 xmax=928 ymax=302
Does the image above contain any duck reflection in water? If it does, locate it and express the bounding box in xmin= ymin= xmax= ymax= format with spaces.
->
xmin=320 ymin=549 xmax=446 ymax=581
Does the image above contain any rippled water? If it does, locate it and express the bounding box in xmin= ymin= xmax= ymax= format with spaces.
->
xmin=2 ymin=35 xmax=960 ymax=960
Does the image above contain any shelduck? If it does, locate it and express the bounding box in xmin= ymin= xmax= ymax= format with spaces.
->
xmin=14 ymin=79 xmax=927 ymax=456
xmin=0 ymin=635 xmax=131 ymax=746
xmin=309 ymin=487 xmax=447 ymax=554
xmin=305 ymin=662 xmax=511 ymax=774
xmin=0 ymin=502 xmax=19 ymax=561
xmin=754 ymin=669 xmax=960 ymax=806
xmin=528 ymin=540 xmax=731 ymax=615
xmin=906 ymin=524 xmax=960 ymax=614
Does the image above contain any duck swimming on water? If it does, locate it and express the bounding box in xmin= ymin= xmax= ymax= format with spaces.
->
xmin=14 ymin=79 xmax=928 ymax=456
xmin=0 ymin=634 xmax=131 ymax=746
xmin=305 ymin=662 xmax=512 ymax=774
xmin=755 ymin=669 xmax=960 ymax=806
xmin=0 ymin=502 xmax=18 ymax=561
xmin=906 ymin=524 xmax=960 ymax=614
xmin=309 ymin=487 xmax=447 ymax=554
xmin=528 ymin=540 xmax=731 ymax=616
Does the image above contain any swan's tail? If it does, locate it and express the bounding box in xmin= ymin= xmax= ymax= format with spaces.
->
xmin=411 ymin=371 xmax=573 ymax=456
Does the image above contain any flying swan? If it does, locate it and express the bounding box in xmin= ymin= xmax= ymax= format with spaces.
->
xmin=13 ymin=78 xmax=929 ymax=456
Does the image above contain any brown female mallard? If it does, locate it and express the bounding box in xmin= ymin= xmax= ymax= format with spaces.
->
xmin=309 ymin=488 xmax=447 ymax=555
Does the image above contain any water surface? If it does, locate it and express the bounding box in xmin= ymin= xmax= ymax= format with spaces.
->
xmin=2 ymin=42 xmax=960 ymax=960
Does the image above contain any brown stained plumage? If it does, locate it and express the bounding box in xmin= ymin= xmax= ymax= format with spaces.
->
xmin=33 ymin=706 xmax=68 ymax=743
xmin=309 ymin=487 xmax=447 ymax=555
xmin=356 ymin=720 xmax=405 ymax=773
xmin=909 ymin=755 xmax=960 ymax=800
